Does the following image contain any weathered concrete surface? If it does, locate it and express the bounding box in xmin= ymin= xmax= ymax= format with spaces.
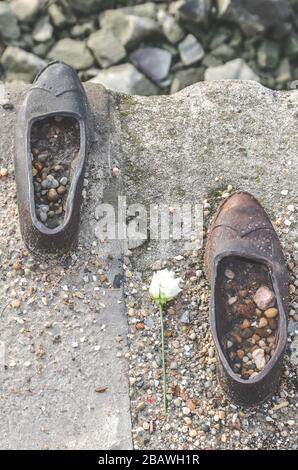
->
xmin=0 ymin=80 xmax=298 ymax=449
xmin=117 ymin=80 xmax=298 ymax=266
xmin=0 ymin=83 xmax=131 ymax=450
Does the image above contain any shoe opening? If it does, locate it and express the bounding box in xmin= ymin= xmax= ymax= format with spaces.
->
xmin=30 ymin=115 xmax=81 ymax=230
xmin=215 ymin=256 xmax=279 ymax=380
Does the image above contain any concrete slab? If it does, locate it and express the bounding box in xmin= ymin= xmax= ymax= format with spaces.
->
xmin=0 ymin=83 xmax=132 ymax=450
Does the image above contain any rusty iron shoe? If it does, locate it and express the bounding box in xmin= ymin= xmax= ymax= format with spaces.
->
xmin=14 ymin=61 xmax=91 ymax=254
xmin=204 ymin=191 xmax=288 ymax=405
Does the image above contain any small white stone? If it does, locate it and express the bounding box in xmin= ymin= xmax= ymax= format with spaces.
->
xmin=252 ymin=348 xmax=266 ymax=370
xmin=72 ymin=342 xmax=79 ymax=348
xmin=24 ymin=361 xmax=31 ymax=368
xmin=281 ymin=189 xmax=289 ymax=196
xmin=249 ymin=372 xmax=259 ymax=379
xmin=182 ymin=407 xmax=191 ymax=415
xmin=224 ymin=268 xmax=235 ymax=279
xmin=0 ymin=168 xmax=8 ymax=177
xmin=112 ymin=167 xmax=120 ymax=177
xmin=253 ymin=286 xmax=275 ymax=310
xmin=208 ymin=347 xmax=215 ymax=358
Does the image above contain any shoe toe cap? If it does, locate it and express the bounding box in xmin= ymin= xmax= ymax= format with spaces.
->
xmin=33 ymin=61 xmax=82 ymax=96
xmin=216 ymin=191 xmax=271 ymax=229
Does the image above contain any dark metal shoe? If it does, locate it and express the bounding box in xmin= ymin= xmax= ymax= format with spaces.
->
xmin=14 ymin=61 xmax=91 ymax=254
xmin=204 ymin=191 xmax=288 ymax=405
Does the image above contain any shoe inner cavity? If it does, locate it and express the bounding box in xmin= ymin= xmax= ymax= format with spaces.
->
xmin=31 ymin=116 xmax=80 ymax=229
xmin=217 ymin=257 xmax=279 ymax=380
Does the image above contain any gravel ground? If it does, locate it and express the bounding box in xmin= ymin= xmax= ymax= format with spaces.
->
xmin=125 ymin=187 xmax=298 ymax=450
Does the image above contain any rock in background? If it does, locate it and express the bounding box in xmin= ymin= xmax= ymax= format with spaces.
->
xmin=0 ymin=0 xmax=297 ymax=93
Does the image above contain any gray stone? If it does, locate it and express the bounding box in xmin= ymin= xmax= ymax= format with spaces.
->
xmin=171 ymin=67 xmax=204 ymax=93
xmin=100 ymin=10 xmax=160 ymax=49
xmin=130 ymin=47 xmax=172 ymax=83
xmin=48 ymin=3 xmax=67 ymax=29
xmin=87 ymin=29 xmax=126 ymax=68
xmin=32 ymin=16 xmax=54 ymax=43
xmin=157 ymin=10 xmax=184 ymax=44
xmin=71 ymin=22 xmax=95 ymax=38
xmin=21 ymin=33 xmax=34 ymax=50
xmin=241 ymin=46 xmax=256 ymax=62
xmin=202 ymin=54 xmax=223 ymax=68
xmin=257 ymin=40 xmax=280 ymax=70
xmin=178 ymin=34 xmax=205 ymax=66
xmin=211 ymin=43 xmax=236 ymax=61
xmin=1 ymin=46 xmax=46 ymax=82
xmin=178 ymin=0 xmax=211 ymax=26
xmin=66 ymin=0 xmax=109 ymax=14
xmin=287 ymin=318 xmax=297 ymax=335
xmin=32 ymin=40 xmax=54 ymax=59
xmin=205 ymin=58 xmax=260 ymax=81
xmin=89 ymin=63 xmax=159 ymax=95
xmin=286 ymin=32 xmax=298 ymax=59
xmin=0 ymin=2 xmax=20 ymax=40
xmin=38 ymin=210 xmax=47 ymax=223
xmin=209 ymin=30 xmax=231 ymax=49
xmin=229 ymin=27 xmax=243 ymax=48
xmin=216 ymin=0 xmax=293 ymax=37
xmin=47 ymin=38 xmax=94 ymax=70
xmin=144 ymin=316 xmax=155 ymax=328
xmin=290 ymin=339 xmax=298 ymax=366
xmin=275 ymin=57 xmax=291 ymax=84
xmin=116 ymin=2 xmax=158 ymax=18
xmin=10 ymin=0 xmax=40 ymax=23
xmin=180 ymin=310 xmax=190 ymax=324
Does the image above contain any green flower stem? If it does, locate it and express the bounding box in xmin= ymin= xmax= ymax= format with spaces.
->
xmin=158 ymin=302 xmax=167 ymax=414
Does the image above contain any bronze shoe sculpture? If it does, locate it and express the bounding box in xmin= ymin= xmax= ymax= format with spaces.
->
xmin=204 ymin=191 xmax=288 ymax=405
xmin=15 ymin=61 xmax=91 ymax=254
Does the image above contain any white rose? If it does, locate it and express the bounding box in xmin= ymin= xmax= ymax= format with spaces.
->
xmin=149 ymin=269 xmax=182 ymax=304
